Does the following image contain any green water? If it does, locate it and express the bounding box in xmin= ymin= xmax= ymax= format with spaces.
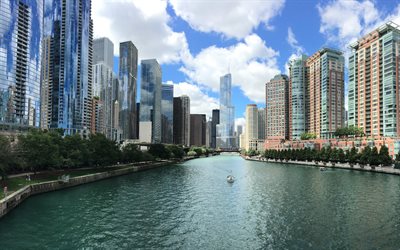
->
xmin=1 ymin=156 xmax=400 ymax=249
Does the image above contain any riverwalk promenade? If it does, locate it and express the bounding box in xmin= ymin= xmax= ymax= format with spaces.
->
xmin=245 ymin=156 xmax=400 ymax=175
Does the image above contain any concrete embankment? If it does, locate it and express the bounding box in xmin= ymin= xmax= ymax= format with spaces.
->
xmin=0 ymin=161 xmax=174 ymax=219
xmin=244 ymin=156 xmax=400 ymax=175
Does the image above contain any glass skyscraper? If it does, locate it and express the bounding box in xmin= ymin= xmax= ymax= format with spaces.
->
xmin=42 ymin=0 xmax=93 ymax=135
xmin=0 ymin=0 xmax=43 ymax=127
xmin=161 ymin=84 xmax=173 ymax=144
xmin=217 ymin=73 xmax=236 ymax=149
xmin=119 ymin=41 xmax=138 ymax=140
xmin=173 ymin=95 xmax=190 ymax=146
xmin=289 ymin=55 xmax=308 ymax=140
xmin=93 ymin=37 xmax=114 ymax=139
xmin=139 ymin=59 xmax=161 ymax=143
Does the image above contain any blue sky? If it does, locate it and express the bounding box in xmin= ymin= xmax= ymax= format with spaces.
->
xmin=94 ymin=0 xmax=400 ymax=127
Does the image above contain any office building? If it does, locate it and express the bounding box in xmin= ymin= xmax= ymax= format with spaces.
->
xmin=348 ymin=22 xmax=400 ymax=137
xmin=161 ymin=84 xmax=173 ymax=144
xmin=173 ymin=95 xmax=190 ymax=146
xmin=0 ymin=0 xmax=43 ymax=127
xmin=217 ymin=73 xmax=236 ymax=149
xmin=42 ymin=0 xmax=93 ymax=135
xmin=119 ymin=41 xmax=138 ymax=140
xmin=266 ymin=74 xmax=289 ymax=140
xmin=139 ymin=59 xmax=161 ymax=143
xmin=245 ymin=104 xmax=258 ymax=150
xmin=258 ymin=108 xmax=266 ymax=140
xmin=190 ymin=114 xmax=206 ymax=146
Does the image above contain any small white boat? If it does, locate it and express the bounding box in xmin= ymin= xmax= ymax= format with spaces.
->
xmin=227 ymin=175 xmax=235 ymax=183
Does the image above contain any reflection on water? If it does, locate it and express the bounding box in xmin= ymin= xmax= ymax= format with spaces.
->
xmin=0 ymin=156 xmax=400 ymax=249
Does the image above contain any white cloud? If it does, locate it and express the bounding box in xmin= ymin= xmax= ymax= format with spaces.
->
xmin=287 ymin=27 xmax=304 ymax=54
xmin=180 ymin=34 xmax=280 ymax=103
xmin=92 ymin=0 xmax=189 ymax=63
xmin=317 ymin=0 xmax=400 ymax=49
xmin=169 ymin=0 xmax=285 ymax=39
xmin=169 ymin=81 xmax=219 ymax=118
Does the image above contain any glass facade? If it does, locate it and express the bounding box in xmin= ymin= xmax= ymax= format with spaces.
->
xmin=119 ymin=41 xmax=138 ymax=140
xmin=0 ymin=0 xmax=43 ymax=127
xmin=161 ymin=84 xmax=173 ymax=144
xmin=43 ymin=0 xmax=93 ymax=135
xmin=289 ymin=55 xmax=308 ymax=140
xmin=140 ymin=59 xmax=162 ymax=143
xmin=217 ymin=73 xmax=236 ymax=149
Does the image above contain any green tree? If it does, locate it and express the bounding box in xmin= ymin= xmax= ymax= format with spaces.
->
xmin=330 ymin=148 xmax=340 ymax=163
xmin=61 ymin=134 xmax=89 ymax=168
xmin=369 ymin=146 xmax=380 ymax=166
xmin=166 ymin=145 xmax=184 ymax=159
xmin=88 ymin=134 xmax=120 ymax=166
xmin=338 ymin=148 xmax=346 ymax=163
xmin=122 ymin=144 xmax=143 ymax=163
xmin=0 ymin=135 xmax=12 ymax=179
xmin=149 ymin=144 xmax=171 ymax=159
xmin=378 ymin=145 xmax=392 ymax=166
xmin=360 ymin=146 xmax=371 ymax=165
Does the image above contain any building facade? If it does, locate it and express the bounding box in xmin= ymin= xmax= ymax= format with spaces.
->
xmin=211 ymin=109 xmax=220 ymax=148
xmin=161 ymin=84 xmax=173 ymax=144
xmin=0 ymin=0 xmax=43 ymax=128
xmin=173 ymin=95 xmax=190 ymax=146
xmin=42 ymin=0 xmax=93 ymax=135
xmin=139 ymin=59 xmax=161 ymax=143
xmin=119 ymin=41 xmax=138 ymax=140
xmin=217 ymin=73 xmax=236 ymax=149
xmin=306 ymin=48 xmax=344 ymax=138
xmin=93 ymin=37 xmax=114 ymax=138
xmin=245 ymin=104 xmax=258 ymax=150
xmin=190 ymin=114 xmax=206 ymax=147
xmin=348 ymin=22 xmax=400 ymax=137
xmin=258 ymin=108 xmax=266 ymax=140
xmin=266 ymin=74 xmax=289 ymax=140
xmin=289 ymin=55 xmax=308 ymax=140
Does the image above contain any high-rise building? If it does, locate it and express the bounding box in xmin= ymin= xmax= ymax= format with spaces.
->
xmin=139 ymin=59 xmax=162 ymax=143
xmin=306 ymin=48 xmax=344 ymax=138
xmin=236 ymin=124 xmax=243 ymax=148
xmin=161 ymin=84 xmax=173 ymax=144
xmin=190 ymin=114 xmax=206 ymax=146
xmin=258 ymin=108 xmax=266 ymax=140
xmin=136 ymin=102 xmax=140 ymax=139
xmin=348 ymin=22 xmax=400 ymax=137
xmin=245 ymin=104 xmax=258 ymax=150
xmin=42 ymin=0 xmax=93 ymax=135
xmin=90 ymin=97 xmax=103 ymax=134
xmin=266 ymin=74 xmax=289 ymax=140
xmin=173 ymin=95 xmax=190 ymax=146
xmin=211 ymin=109 xmax=220 ymax=148
xmin=93 ymin=38 xmax=114 ymax=138
xmin=217 ymin=74 xmax=236 ymax=149
xmin=206 ymin=120 xmax=212 ymax=148
xmin=119 ymin=41 xmax=138 ymax=140
xmin=289 ymin=55 xmax=308 ymax=140
xmin=93 ymin=37 xmax=114 ymax=69
xmin=0 ymin=0 xmax=43 ymax=127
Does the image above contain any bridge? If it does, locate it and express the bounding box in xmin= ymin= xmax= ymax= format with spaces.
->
xmin=215 ymin=148 xmax=240 ymax=153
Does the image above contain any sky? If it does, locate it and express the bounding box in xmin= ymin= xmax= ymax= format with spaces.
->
xmin=92 ymin=0 xmax=400 ymax=129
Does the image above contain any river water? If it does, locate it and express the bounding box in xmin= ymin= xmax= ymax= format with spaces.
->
xmin=1 ymin=156 xmax=400 ymax=249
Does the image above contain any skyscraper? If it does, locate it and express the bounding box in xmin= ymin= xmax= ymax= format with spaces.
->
xmin=348 ymin=22 xmax=400 ymax=137
xmin=258 ymin=108 xmax=266 ymax=140
xmin=119 ymin=41 xmax=138 ymax=140
xmin=266 ymin=74 xmax=289 ymax=140
xmin=139 ymin=59 xmax=162 ymax=143
xmin=161 ymin=84 xmax=173 ymax=144
xmin=42 ymin=0 xmax=93 ymax=135
xmin=245 ymin=104 xmax=258 ymax=150
xmin=190 ymin=114 xmax=206 ymax=146
xmin=306 ymin=48 xmax=344 ymax=138
xmin=217 ymin=73 xmax=236 ymax=149
xmin=93 ymin=37 xmax=114 ymax=138
xmin=211 ymin=109 xmax=220 ymax=148
xmin=0 ymin=0 xmax=43 ymax=127
xmin=173 ymin=95 xmax=190 ymax=146
xmin=289 ymin=55 xmax=308 ymax=140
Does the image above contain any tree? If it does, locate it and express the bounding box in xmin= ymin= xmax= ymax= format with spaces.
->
xmin=369 ymin=146 xmax=380 ymax=166
xmin=88 ymin=134 xmax=120 ymax=166
xmin=122 ymin=144 xmax=143 ymax=163
xmin=338 ymin=148 xmax=346 ymax=163
xmin=330 ymin=148 xmax=340 ymax=163
xmin=347 ymin=147 xmax=359 ymax=165
xmin=149 ymin=144 xmax=171 ymax=159
xmin=61 ymin=134 xmax=89 ymax=168
xmin=0 ymin=135 xmax=12 ymax=179
xmin=378 ymin=145 xmax=392 ymax=166
xmin=300 ymin=132 xmax=317 ymax=140
xmin=360 ymin=146 xmax=371 ymax=166
xmin=166 ymin=145 xmax=184 ymax=159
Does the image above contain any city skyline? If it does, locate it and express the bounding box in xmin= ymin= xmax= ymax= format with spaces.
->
xmin=92 ymin=0 xmax=400 ymax=127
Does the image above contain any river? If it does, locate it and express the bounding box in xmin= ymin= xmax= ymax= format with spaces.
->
xmin=0 ymin=156 xmax=400 ymax=249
